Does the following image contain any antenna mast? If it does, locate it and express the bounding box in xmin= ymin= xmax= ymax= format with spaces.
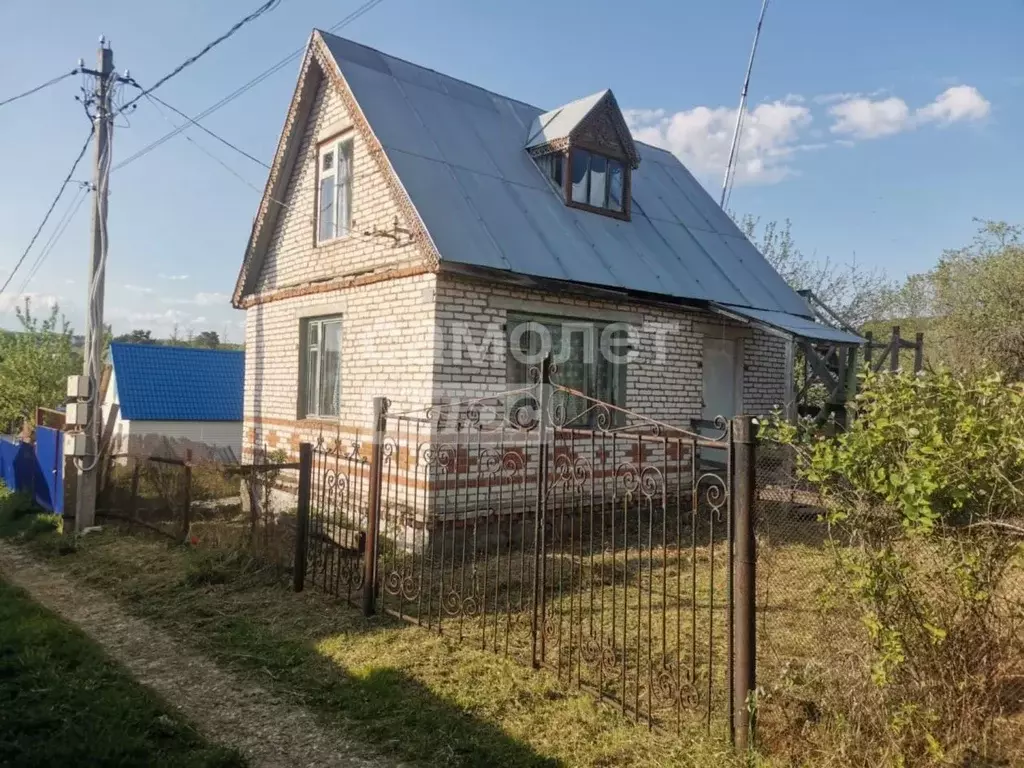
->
xmin=719 ymin=0 xmax=771 ymax=210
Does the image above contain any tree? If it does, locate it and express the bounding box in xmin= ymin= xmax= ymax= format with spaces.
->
xmin=738 ymin=215 xmax=895 ymax=327
xmin=926 ymin=219 xmax=1024 ymax=379
xmin=114 ymin=329 xmax=155 ymax=345
xmin=0 ymin=299 xmax=79 ymax=434
xmin=764 ymin=369 xmax=1024 ymax=764
xmin=191 ymin=331 xmax=220 ymax=349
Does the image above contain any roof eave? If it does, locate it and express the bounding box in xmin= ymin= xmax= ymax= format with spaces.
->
xmin=231 ymin=35 xmax=322 ymax=308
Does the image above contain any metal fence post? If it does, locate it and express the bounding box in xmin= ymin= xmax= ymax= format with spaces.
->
xmin=182 ymin=449 xmax=192 ymax=541
xmin=531 ymin=355 xmax=552 ymax=668
xmin=362 ymin=396 xmax=388 ymax=616
xmin=293 ymin=442 xmax=313 ymax=592
xmin=732 ymin=415 xmax=758 ymax=753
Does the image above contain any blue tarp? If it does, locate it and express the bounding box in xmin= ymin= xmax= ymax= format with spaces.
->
xmin=0 ymin=426 xmax=63 ymax=515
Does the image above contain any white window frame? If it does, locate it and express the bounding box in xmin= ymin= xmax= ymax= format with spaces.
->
xmin=301 ymin=316 xmax=343 ymax=419
xmin=316 ymin=137 xmax=353 ymax=244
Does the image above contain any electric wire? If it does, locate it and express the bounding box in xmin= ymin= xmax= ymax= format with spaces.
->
xmin=112 ymin=0 xmax=385 ymax=173
xmin=142 ymin=92 xmax=276 ymax=199
xmin=0 ymin=128 xmax=95 ymax=299
xmin=141 ymin=92 xmax=269 ymax=168
xmin=115 ymin=0 xmax=284 ymax=117
xmin=0 ymin=70 xmax=77 ymax=109
xmin=18 ymin=183 xmax=89 ymax=295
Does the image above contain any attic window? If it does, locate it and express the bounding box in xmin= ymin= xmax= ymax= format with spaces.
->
xmin=317 ymin=138 xmax=353 ymax=243
xmin=570 ymin=148 xmax=625 ymax=214
xmin=536 ymin=153 xmax=564 ymax=188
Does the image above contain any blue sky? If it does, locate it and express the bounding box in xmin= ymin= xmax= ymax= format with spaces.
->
xmin=1 ymin=0 xmax=1020 ymax=336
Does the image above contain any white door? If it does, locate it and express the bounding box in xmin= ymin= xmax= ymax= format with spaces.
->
xmin=701 ymin=338 xmax=741 ymax=465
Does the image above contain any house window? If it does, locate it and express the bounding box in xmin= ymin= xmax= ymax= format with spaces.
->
xmin=569 ymin=148 xmax=625 ymax=214
xmin=536 ymin=153 xmax=564 ymax=189
xmin=506 ymin=315 xmax=628 ymax=427
xmin=317 ymin=138 xmax=353 ymax=243
xmin=302 ymin=317 xmax=342 ymax=418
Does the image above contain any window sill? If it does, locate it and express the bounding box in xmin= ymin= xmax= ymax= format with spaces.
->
xmin=315 ymin=231 xmax=352 ymax=247
xmin=296 ymin=415 xmax=342 ymax=426
xmin=565 ymin=199 xmax=629 ymax=221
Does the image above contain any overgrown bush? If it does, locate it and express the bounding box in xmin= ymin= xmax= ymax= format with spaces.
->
xmin=763 ymin=368 xmax=1024 ymax=765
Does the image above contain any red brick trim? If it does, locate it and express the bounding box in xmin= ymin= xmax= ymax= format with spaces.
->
xmin=238 ymin=262 xmax=431 ymax=308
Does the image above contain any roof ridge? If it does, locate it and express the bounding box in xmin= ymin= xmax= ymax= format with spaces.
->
xmin=314 ymin=32 xmax=677 ymax=159
xmin=315 ymin=29 xmax=545 ymax=113
xmin=110 ymin=342 xmax=243 ymax=355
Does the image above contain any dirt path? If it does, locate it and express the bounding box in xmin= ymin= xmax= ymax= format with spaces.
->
xmin=0 ymin=541 xmax=389 ymax=768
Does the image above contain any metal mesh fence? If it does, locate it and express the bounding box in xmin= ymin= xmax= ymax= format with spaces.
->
xmin=753 ymin=438 xmax=1024 ymax=758
xmin=97 ymin=442 xmax=299 ymax=570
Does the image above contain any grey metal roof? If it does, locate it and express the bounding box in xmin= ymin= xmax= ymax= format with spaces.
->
xmin=318 ymin=33 xmax=821 ymax=322
xmin=714 ymin=304 xmax=865 ymax=345
xmin=525 ymin=90 xmax=609 ymax=149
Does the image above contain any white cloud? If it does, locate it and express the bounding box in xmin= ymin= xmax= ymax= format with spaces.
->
xmin=916 ymin=85 xmax=991 ymax=124
xmin=192 ymin=292 xmax=230 ymax=307
xmin=829 ymin=85 xmax=990 ymax=139
xmin=626 ymin=84 xmax=991 ymax=187
xmin=157 ymin=273 xmax=189 ymax=281
xmin=106 ymin=308 xmax=192 ymax=326
xmin=162 ymin=292 xmax=231 ymax=307
xmin=828 ymin=96 xmax=911 ymax=139
xmin=625 ymin=100 xmax=814 ymax=186
xmin=122 ymin=283 xmax=155 ymax=294
xmin=0 ymin=292 xmax=60 ymax=313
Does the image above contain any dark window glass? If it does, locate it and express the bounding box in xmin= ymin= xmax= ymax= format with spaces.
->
xmin=571 ymin=148 xmax=589 ymax=203
xmin=608 ymin=160 xmax=624 ymax=212
xmin=589 ymin=154 xmax=607 ymax=208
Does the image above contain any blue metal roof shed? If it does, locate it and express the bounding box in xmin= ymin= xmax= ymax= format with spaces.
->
xmin=109 ymin=344 xmax=244 ymax=422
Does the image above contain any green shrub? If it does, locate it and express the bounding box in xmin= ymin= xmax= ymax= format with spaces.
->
xmin=764 ymin=368 xmax=1024 ymax=765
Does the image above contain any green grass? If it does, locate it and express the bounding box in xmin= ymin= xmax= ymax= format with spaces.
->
xmin=5 ymin=523 xmax=746 ymax=767
xmin=0 ymin=576 xmax=245 ymax=767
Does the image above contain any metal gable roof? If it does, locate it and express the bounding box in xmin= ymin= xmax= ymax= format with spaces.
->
xmin=713 ymin=304 xmax=866 ymax=345
xmin=525 ymin=90 xmax=609 ymax=148
xmin=317 ymin=32 xmax=815 ymax=319
xmin=110 ymin=343 xmax=244 ymax=422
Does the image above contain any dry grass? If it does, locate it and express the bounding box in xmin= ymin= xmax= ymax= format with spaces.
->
xmin=15 ymin=526 xmax=750 ymax=767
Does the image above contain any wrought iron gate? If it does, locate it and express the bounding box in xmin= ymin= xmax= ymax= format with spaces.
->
xmin=294 ymin=363 xmax=757 ymax=745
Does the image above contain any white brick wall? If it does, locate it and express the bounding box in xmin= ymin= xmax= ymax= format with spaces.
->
xmin=255 ymin=73 xmax=421 ymax=294
xmin=432 ymin=275 xmax=787 ymax=427
xmin=238 ymin=66 xmax=788 ymax=512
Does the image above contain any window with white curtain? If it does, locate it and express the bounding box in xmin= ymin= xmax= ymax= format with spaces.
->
xmin=568 ymin=148 xmax=626 ymax=214
xmin=505 ymin=314 xmax=627 ymax=426
xmin=302 ymin=317 xmax=342 ymax=418
xmin=317 ymin=138 xmax=353 ymax=243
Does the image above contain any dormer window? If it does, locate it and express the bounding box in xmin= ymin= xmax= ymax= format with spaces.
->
xmin=524 ymin=89 xmax=638 ymax=222
xmin=569 ymin=149 xmax=624 ymax=214
xmin=536 ymin=153 xmax=565 ymax=188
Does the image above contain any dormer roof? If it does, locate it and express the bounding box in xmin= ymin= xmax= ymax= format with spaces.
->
xmin=525 ymin=89 xmax=641 ymax=169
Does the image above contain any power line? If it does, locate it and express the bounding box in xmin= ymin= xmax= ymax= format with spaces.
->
xmin=113 ymin=0 xmax=385 ymax=173
xmin=116 ymin=0 xmax=284 ymax=117
xmin=142 ymin=93 xmax=271 ymax=196
xmin=19 ymin=184 xmax=89 ymax=295
xmin=140 ymin=91 xmax=269 ymax=169
xmin=0 ymin=128 xmax=95 ymax=298
xmin=0 ymin=69 xmax=78 ymax=109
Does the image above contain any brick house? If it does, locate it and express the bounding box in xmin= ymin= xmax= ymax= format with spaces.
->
xmin=232 ymin=30 xmax=860 ymax=476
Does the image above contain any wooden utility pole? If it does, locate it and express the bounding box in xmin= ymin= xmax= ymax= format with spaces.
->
xmin=74 ymin=38 xmax=115 ymax=532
